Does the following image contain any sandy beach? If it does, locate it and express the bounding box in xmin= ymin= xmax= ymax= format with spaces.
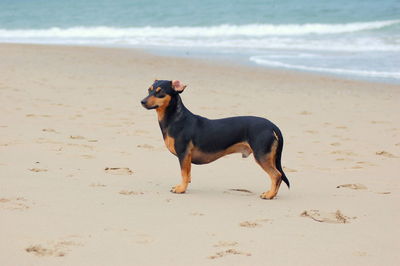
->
xmin=0 ymin=43 xmax=399 ymax=265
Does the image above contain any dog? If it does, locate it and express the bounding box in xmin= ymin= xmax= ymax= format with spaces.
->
xmin=141 ymin=80 xmax=289 ymax=199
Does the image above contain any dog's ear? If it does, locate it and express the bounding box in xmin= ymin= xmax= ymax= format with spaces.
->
xmin=171 ymin=80 xmax=187 ymax=93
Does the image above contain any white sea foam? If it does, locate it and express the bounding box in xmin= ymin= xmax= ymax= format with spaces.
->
xmin=0 ymin=20 xmax=398 ymax=39
xmin=151 ymin=37 xmax=400 ymax=52
xmin=249 ymin=56 xmax=400 ymax=79
xmin=1 ymin=20 xmax=399 ymax=52
xmin=1 ymin=20 xmax=398 ymax=82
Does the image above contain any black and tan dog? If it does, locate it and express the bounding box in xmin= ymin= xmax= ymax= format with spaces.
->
xmin=141 ymin=80 xmax=289 ymax=199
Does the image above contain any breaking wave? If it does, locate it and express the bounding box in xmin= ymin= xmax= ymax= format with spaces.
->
xmin=0 ymin=20 xmax=398 ymax=39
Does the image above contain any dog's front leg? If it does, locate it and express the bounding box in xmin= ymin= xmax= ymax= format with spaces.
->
xmin=171 ymin=151 xmax=192 ymax=194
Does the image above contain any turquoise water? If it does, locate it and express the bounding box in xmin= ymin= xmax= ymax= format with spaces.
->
xmin=1 ymin=0 xmax=399 ymax=83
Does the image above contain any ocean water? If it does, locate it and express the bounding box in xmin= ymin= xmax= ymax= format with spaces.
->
xmin=1 ymin=0 xmax=399 ymax=83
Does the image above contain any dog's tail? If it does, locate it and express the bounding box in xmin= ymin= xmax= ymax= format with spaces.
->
xmin=274 ymin=129 xmax=290 ymax=189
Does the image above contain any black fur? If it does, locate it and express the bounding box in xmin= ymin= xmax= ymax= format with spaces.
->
xmin=141 ymin=80 xmax=290 ymax=189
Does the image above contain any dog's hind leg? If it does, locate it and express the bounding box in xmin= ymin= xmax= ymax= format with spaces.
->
xmin=254 ymin=139 xmax=283 ymax=200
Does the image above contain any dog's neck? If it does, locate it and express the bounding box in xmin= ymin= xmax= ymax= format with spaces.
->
xmin=158 ymin=94 xmax=191 ymax=137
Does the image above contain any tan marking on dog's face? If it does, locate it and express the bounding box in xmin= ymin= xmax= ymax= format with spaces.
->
xmin=156 ymin=87 xmax=161 ymax=93
xmin=164 ymin=135 xmax=177 ymax=155
xmin=143 ymin=93 xmax=171 ymax=120
xmin=154 ymin=95 xmax=171 ymax=121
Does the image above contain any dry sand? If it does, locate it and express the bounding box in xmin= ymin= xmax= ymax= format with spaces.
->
xmin=0 ymin=43 xmax=399 ymax=265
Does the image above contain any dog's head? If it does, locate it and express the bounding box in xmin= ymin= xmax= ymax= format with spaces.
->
xmin=141 ymin=80 xmax=186 ymax=110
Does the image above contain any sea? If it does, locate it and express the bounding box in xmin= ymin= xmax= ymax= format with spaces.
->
xmin=1 ymin=0 xmax=399 ymax=83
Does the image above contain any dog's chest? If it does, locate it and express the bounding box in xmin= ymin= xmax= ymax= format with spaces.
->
xmin=164 ymin=135 xmax=177 ymax=155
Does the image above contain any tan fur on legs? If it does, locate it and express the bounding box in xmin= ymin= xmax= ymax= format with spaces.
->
xmin=171 ymin=152 xmax=192 ymax=193
xmin=259 ymin=166 xmax=282 ymax=199
xmin=256 ymin=140 xmax=283 ymax=199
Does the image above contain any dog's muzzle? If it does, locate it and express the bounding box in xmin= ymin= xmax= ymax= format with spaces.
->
xmin=141 ymin=98 xmax=158 ymax=110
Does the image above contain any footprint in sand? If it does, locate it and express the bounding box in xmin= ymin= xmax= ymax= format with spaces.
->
xmin=336 ymin=184 xmax=367 ymax=190
xmin=26 ymin=245 xmax=63 ymax=257
xmin=42 ymin=128 xmax=57 ymax=133
xmin=66 ymin=143 xmax=94 ymax=150
xmin=370 ymin=120 xmax=389 ymax=124
xmin=208 ymin=248 xmax=251 ymax=260
xmin=137 ymin=144 xmax=155 ymax=149
xmin=239 ymin=221 xmax=261 ymax=228
xmin=301 ymin=210 xmax=355 ymax=224
xmin=239 ymin=219 xmax=271 ymax=228
xmin=26 ymin=114 xmax=51 ymax=118
xmin=354 ymin=161 xmax=375 ymax=167
xmin=70 ymin=135 xmax=85 ymax=140
xmin=226 ymin=188 xmax=254 ymax=195
xmin=209 ymin=239 xmax=251 ymax=259
xmin=89 ymin=183 xmax=107 ymax=187
xmin=224 ymin=189 xmax=255 ymax=197
xmin=0 ymin=197 xmax=30 ymax=210
xmin=213 ymin=241 xmax=238 ymax=248
xmin=190 ymin=212 xmax=205 ymax=216
xmin=376 ymin=151 xmax=397 ymax=158
xmin=104 ymin=167 xmax=134 ymax=175
xmin=305 ymin=130 xmax=318 ymax=134
xmin=299 ymin=111 xmax=312 ymax=115
xmin=119 ymin=190 xmax=144 ymax=196
xmin=331 ymin=150 xmax=357 ymax=156
xmin=25 ymin=237 xmax=83 ymax=257
xmin=29 ymin=168 xmax=48 ymax=172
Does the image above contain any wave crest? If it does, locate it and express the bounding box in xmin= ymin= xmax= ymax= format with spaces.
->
xmin=0 ymin=20 xmax=399 ymax=38
xmin=250 ymin=56 xmax=400 ymax=79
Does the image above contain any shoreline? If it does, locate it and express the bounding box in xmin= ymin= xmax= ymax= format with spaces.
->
xmin=1 ymin=43 xmax=399 ymax=265
xmin=140 ymin=45 xmax=400 ymax=86
xmin=3 ymin=42 xmax=400 ymax=85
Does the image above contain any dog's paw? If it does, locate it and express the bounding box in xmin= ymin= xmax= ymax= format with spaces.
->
xmin=260 ymin=191 xmax=276 ymax=200
xmin=170 ymin=185 xmax=187 ymax=194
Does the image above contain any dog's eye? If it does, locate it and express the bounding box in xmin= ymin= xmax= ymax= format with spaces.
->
xmin=155 ymin=90 xmax=166 ymax=98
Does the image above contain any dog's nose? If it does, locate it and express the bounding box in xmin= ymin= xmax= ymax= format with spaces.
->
xmin=141 ymin=100 xmax=147 ymax=105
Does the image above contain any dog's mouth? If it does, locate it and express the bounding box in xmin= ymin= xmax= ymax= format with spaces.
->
xmin=142 ymin=104 xmax=159 ymax=110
